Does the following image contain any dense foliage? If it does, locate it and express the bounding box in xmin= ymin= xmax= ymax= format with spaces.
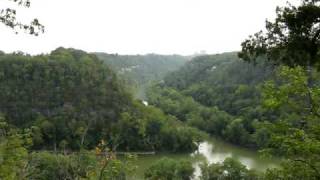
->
xmin=239 ymin=0 xmax=320 ymax=178
xmin=0 ymin=48 xmax=206 ymax=179
xmin=239 ymin=0 xmax=320 ymax=69
xmin=148 ymin=50 xmax=320 ymax=179
xmin=0 ymin=48 xmax=132 ymax=150
xmin=258 ymin=66 xmax=320 ymax=179
xmin=200 ymin=158 xmax=260 ymax=180
xmin=0 ymin=48 xmax=204 ymax=153
xmin=144 ymin=157 xmax=194 ymax=180
xmin=147 ymin=52 xmax=277 ymax=148
xmin=111 ymin=102 xmax=205 ymax=152
xmin=0 ymin=119 xmax=136 ymax=180
xmin=147 ymin=85 xmax=238 ymax=143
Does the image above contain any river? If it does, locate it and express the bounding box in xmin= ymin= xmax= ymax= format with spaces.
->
xmin=128 ymin=137 xmax=280 ymax=179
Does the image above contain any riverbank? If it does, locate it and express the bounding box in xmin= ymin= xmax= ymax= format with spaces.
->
xmin=128 ymin=137 xmax=281 ymax=179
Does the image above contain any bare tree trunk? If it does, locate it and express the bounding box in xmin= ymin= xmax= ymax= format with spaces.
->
xmin=300 ymin=62 xmax=314 ymax=129
xmin=306 ymin=62 xmax=313 ymax=113
xmin=80 ymin=120 xmax=92 ymax=148
xmin=53 ymin=141 xmax=57 ymax=152
xmin=80 ymin=126 xmax=88 ymax=148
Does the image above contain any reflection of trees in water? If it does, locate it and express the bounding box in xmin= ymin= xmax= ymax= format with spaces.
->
xmin=190 ymin=139 xmax=279 ymax=175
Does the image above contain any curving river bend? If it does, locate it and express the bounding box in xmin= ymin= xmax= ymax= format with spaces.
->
xmin=129 ymin=137 xmax=280 ymax=179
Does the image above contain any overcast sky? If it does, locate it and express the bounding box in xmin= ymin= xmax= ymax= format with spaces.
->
xmin=0 ymin=0 xmax=293 ymax=55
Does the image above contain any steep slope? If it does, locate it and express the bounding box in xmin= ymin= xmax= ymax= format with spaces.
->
xmin=147 ymin=52 xmax=277 ymax=147
xmin=0 ymin=48 xmax=204 ymax=152
xmin=163 ymin=52 xmax=275 ymax=116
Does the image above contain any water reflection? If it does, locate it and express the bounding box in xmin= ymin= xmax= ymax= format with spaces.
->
xmin=132 ymin=138 xmax=280 ymax=179
xmin=238 ymin=157 xmax=255 ymax=169
xmin=190 ymin=140 xmax=279 ymax=179
xmin=191 ymin=142 xmax=234 ymax=179
xmin=192 ymin=142 xmax=232 ymax=164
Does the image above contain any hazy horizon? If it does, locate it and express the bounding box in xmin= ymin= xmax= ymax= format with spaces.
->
xmin=0 ymin=0 xmax=296 ymax=55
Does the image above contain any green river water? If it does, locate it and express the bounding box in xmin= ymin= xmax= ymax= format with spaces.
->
xmin=128 ymin=137 xmax=280 ymax=180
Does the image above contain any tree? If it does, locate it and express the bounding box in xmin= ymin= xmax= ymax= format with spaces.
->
xmin=239 ymin=0 xmax=320 ymax=104
xmin=239 ymin=2 xmax=320 ymax=172
xmin=94 ymin=140 xmax=137 ymax=180
xmin=199 ymin=158 xmax=260 ymax=180
xmin=239 ymin=0 xmax=320 ymax=70
xmin=0 ymin=116 xmax=31 ymax=179
xmin=239 ymin=0 xmax=320 ymax=114
xmin=0 ymin=0 xmax=44 ymax=35
xmin=260 ymin=66 xmax=320 ymax=179
xmin=223 ymin=118 xmax=250 ymax=145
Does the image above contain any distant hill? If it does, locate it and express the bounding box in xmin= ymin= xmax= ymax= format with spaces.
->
xmin=164 ymin=52 xmax=274 ymax=89
xmin=95 ymin=53 xmax=190 ymax=99
xmin=162 ymin=52 xmax=275 ymax=115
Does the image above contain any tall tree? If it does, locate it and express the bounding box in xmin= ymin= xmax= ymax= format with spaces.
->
xmin=261 ymin=66 xmax=320 ymax=179
xmin=239 ymin=0 xmax=320 ymax=69
xmin=239 ymin=0 xmax=320 ymax=117
xmin=239 ymin=0 xmax=320 ymax=178
xmin=0 ymin=0 xmax=44 ymax=35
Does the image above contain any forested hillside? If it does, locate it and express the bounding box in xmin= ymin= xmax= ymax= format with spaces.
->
xmin=164 ymin=52 xmax=275 ymax=117
xmin=147 ymin=52 xmax=278 ymax=147
xmin=96 ymin=53 xmax=189 ymax=99
xmin=147 ymin=49 xmax=320 ymax=178
xmin=0 ymin=48 xmax=205 ymax=179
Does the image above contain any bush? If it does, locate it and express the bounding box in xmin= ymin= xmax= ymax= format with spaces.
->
xmin=144 ymin=157 xmax=194 ymax=180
